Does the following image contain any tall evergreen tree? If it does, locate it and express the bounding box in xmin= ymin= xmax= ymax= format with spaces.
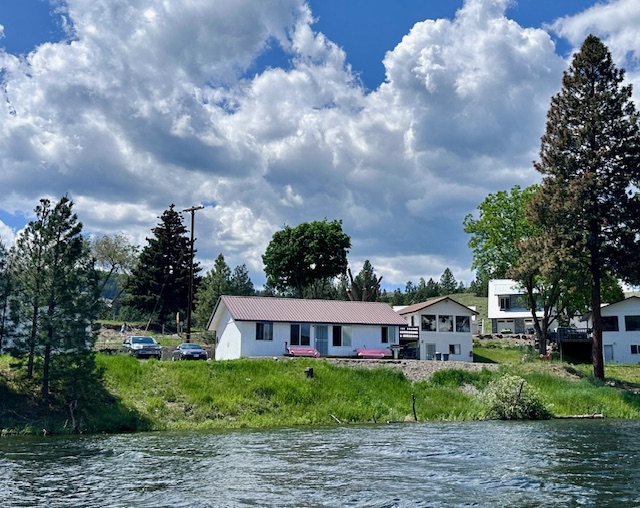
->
xmin=439 ymin=268 xmax=458 ymax=295
xmin=229 ymin=264 xmax=255 ymax=296
xmin=193 ymin=254 xmax=231 ymax=328
xmin=425 ymin=278 xmax=440 ymax=298
xmin=11 ymin=197 xmax=99 ymax=396
xmin=530 ymin=35 xmax=640 ymax=379
xmin=123 ymin=205 xmax=200 ymax=327
xmin=345 ymin=260 xmax=382 ymax=301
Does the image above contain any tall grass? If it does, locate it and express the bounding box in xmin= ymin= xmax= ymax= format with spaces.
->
xmin=97 ymin=357 xmax=421 ymax=429
xmin=4 ymin=348 xmax=640 ymax=434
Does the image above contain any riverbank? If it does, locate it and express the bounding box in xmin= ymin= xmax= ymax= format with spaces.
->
xmin=2 ymin=345 xmax=640 ymax=434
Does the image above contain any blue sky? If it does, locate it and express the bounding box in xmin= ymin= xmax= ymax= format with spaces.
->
xmin=0 ymin=0 xmax=638 ymax=289
xmin=2 ymin=0 xmax=593 ymax=89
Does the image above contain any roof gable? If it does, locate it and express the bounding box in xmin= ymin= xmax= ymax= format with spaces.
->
xmin=397 ymin=297 xmax=478 ymax=316
xmin=215 ymin=295 xmax=407 ymax=326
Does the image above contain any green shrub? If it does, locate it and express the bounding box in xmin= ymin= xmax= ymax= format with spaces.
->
xmin=481 ymin=374 xmax=552 ymax=420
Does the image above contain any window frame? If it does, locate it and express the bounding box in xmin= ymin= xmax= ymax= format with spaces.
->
xmin=625 ymin=315 xmax=640 ymax=332
xmin=449 ymin=344 xmax=461 ymax=355
xmin=332 ymin=325 xmax=352 ymax=347
xmin=290 ymin=323 xmax=311 ymax=346
xmin=421 ymin=314 xmax=436 ymax=332
xmin=439 ymin=315 xmax=453 ymax=333
xmin=455 ymin=316 xmax=470 ymax=332
xmin=381 ymin=326 xmax=398 ymax=344
xmin=256 ymin=322 xmax=273 ymax=341
xmin=602 ymin=316 xmax=619 ymax=332
xmin=499 ymin=296 xmax=511 ymax=310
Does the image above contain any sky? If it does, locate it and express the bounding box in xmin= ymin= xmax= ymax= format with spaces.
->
xmin=0 ymin=0 xmax=639 ymax=291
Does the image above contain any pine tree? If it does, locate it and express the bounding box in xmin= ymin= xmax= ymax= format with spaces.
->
xmin=123 ymin=205 xmax=200 ymax=327
xmin=425 ymin=278 xmax=440 ymax=298
xmin=193 ymin=254 xmax=231 ymax=328
xmin=11 ymin=197 xmax=99 ymax=396
xmin=530 ymin=35 xmax=640 ymax=379
xmin=345 ymin=260 xmax=382 ymax=301
xmin=229 ymin=264 xmax=255 ymax=296
xmin=439 ymin=268 xmax=458 ymax=295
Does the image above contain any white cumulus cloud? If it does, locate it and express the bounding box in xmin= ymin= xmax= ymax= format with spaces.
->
xmin=0 ymin=0 xmax=637 ymax=289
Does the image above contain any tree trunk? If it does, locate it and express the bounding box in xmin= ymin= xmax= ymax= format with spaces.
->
xmin=525 ymin=278 xmax=546 ymax=355
xmin=42 ymin=343 xmax=51 ymax=397
xmin=591 ymin=261 xmax=605 ymax=380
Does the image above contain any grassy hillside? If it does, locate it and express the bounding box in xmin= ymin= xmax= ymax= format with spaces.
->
xmin=448 ymin=293 xmax=488 ymax=327
xmin=3 ymin=348 xmax=640 ymax=434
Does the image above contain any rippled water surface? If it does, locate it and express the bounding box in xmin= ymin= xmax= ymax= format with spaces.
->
xmin=1 ymin=420 xmax=639 ymax=507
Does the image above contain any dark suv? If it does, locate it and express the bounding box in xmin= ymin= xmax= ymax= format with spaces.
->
xmin=121 ymin=336 xmax=162 ymax=360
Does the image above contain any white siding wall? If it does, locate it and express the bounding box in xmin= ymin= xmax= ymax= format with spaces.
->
xmin=215 ymin=309 xmax=242 ymax=360
xmin=600 ymin=299 xmax=640 ymax=364
xmin=216 ymin=318 xmax=400 ymax=360
xmin=406 ymin=300 xmax=474 ymax=362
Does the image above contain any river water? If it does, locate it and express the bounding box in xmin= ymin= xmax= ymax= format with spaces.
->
xmin=1 ymin=419 xmax=639 ymax=507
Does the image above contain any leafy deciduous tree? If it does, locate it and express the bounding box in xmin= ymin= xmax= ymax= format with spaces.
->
xmin=262 ymin=219 xmax=351 ymax=298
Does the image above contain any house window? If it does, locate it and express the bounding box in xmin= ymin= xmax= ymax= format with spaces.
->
xmin=421 ymin=315 xmax=436 ymax=331
xmin=499 ymin=297 xmax=511 ymax=310
xmin=290 ymin=324 xmax=310 ymax=346
xmin=449 ymin=344 xmax=461 ymax=355
xmin=455 ymin=316 xmax=470 ymax=332
xmin=332 ymin=325 xmax=352 ymax=347
xmin=602 ymin=316 xmax=619 ymax=332
xmin=256 ymin=322 xmax=273 ymax=341
xmin=381 ymin=327 xmax=398 ymax=344
xmin=439 ymin=315 xmax=453 ymax=332
xmin=625 ymin=316 xmax=640 ymax=332
xmin=631 ymin=345 xmax=640 ymax=355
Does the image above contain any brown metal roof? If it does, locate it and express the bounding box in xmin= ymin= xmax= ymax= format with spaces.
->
xmin=397 ymin=297 xmax=478 ymax=316
xmin=219 ymin=295 xmax=407 ymax=326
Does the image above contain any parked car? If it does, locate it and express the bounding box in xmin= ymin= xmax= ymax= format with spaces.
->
xmin=121 ymin=336 xmax=162 ymax=360
xmin=171 ymin=343 xmax=208 ymax=361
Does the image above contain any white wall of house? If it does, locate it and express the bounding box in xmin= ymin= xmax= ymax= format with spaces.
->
xmin=401 ymin=300 xmax=474 ymax=362
xmin=488 ymin=279 xmax=533 ymax=321
xmin=215 ymin=309 xmax=243 ymax=361
xmin=586 ymin=297 xmax=640 ymax=364
xmin=214 ymin=319 xmax=400 ymax=360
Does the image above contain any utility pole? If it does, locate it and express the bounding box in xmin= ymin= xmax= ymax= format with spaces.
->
xmin=183 ymin=205 xmax=204 ymax=342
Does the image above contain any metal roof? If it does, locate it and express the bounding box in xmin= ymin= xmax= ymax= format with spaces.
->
xmin=396 ymin=297 xmax=478 ymax=316
xmin=217 ymin=295 xmax=407 ymax=326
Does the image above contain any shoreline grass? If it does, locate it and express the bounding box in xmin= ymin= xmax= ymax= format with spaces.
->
xmin=2 ymin=347 xmax=640 ymax=435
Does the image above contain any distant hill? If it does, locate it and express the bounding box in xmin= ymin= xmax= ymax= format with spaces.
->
xmin=447 ymin=293 xmax=488 ymax=333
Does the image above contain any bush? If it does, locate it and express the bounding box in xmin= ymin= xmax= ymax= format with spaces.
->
xmin=481 ymin=374 xmax=552 ymax=420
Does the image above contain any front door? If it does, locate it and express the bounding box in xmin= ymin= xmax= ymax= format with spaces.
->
xmin=604 ymin=345 xmax=614 ymax=363
xmin=315 ymin=325 xmax=328 ymax=356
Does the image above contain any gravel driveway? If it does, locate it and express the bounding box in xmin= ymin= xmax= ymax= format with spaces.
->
xmin=326 ymin=358 xmax=498 ymax=382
